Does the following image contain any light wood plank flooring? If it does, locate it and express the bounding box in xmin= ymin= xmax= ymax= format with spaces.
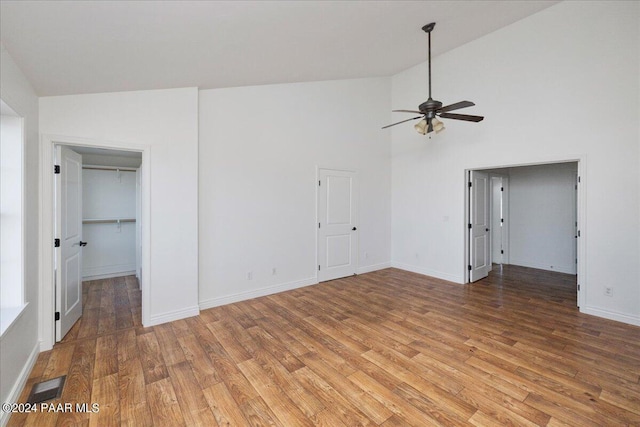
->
xmin=8 ymin=266 xmax=640 ymax=426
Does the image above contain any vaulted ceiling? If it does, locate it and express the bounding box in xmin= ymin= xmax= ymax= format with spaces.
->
xmin=0 ymin=1 xmax=558 ymax=96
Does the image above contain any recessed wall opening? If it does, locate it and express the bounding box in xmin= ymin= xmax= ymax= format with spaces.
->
xmin=40 ymin=134 xmax=151 ymax=351
xmin=54 ymin=144 xmax=143 ymax=342
xmin=465 ymin=160 xmax=582 ymax=307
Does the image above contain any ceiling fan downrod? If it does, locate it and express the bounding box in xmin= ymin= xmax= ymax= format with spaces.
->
xmin=422 ymin=22 xmax=435 ymax=100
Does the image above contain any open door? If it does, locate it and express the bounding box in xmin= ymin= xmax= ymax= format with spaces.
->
xmin=469 ymin=170 xmax=490 ymax=282
xmin=318 ymin=169 xmax=358 ymax=282
xmin=55 ymin=146 xmax=84 ymax=341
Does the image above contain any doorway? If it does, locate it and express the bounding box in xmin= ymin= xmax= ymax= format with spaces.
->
xmin=39 ymin=135 xmax=151 ymax=351
xmin=465 ymin=160 xmax=583 ymax=306
xmin=490 ymin=174 xmax=509 ymax=265
xmin=55 ymin=145 xmax=142 ymax=341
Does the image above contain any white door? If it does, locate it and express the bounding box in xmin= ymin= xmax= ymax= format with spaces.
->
xmin=56 ymin=146 xmax=84 ymax=341
xmin=318 ymin=169 xmax=358 ymax=282
xmin=469 ymin=170 xmax=491 ymax=282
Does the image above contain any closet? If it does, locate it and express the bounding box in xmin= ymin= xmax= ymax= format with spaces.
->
xmin=78 ymin=149 xmax=142 ymax=281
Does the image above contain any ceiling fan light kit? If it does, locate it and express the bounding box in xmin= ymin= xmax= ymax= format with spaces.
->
xmin=383 ymin=22 xmax=484 ymax=136
xmin=414 ymin=117 xmax=444 ymax=135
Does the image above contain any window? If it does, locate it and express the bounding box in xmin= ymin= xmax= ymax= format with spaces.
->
xmin=1 ymin=99 xmax=26 ymax=336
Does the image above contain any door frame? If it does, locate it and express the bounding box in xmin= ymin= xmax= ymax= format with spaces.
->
xmin=315 ymin=166 xmax=359 ymax=282
xmin=489 ymin=173 xmax=509 ymax=266
xmin=39 ymin=134 xmax=151 ymax=351
xmin=464 ymin=157 xmax=585 ymax=308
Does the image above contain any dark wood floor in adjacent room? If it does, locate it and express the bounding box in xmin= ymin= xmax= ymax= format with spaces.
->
xmin=8 ymin=266 xmax=640 ymax=426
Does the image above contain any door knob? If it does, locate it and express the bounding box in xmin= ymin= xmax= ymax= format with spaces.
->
xmin=352 ymin=227 xmax=357 ymax=231
xmin=79 ymin=241 xmax=88 ymax=247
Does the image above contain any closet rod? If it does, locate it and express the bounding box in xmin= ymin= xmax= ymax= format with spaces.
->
xmin=82 ymin=165 xmax=137 ymax=172
xmin=83 ymin=218 xmax=136 ymax=224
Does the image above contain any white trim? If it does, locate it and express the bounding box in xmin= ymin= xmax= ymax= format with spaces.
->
xmin=508 ymin=262 xmax=576 ymax=276
xmin=580 ymin=306 xmax=640 ymax=327
xmin=391 ymin=261 xmax=463 ymax=284
xmin=199 ymin=277 xmax=317 ymax=310
xmin=147 ymin=305 xmax=200 ymax=327
xmin=39 ymin=134 xmax=151 ymax=351
xmin=357 ymin=262 xmax=391 ymax=275
xmin=0 ymin=342 xmax=39 ymax=427
xmin=82 ymin=271 xmax=136 ymax=282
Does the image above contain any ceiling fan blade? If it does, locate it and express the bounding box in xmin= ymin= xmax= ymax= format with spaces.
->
xmin=392 ymin=109 xmax=423 ymax=114
xmin=438 ymin=101 xmax=475 ymax=113
xmin=439 ymin=112 xmax=484 ymax=122
xmin=382 ymin=115 xmax=423 ymax=129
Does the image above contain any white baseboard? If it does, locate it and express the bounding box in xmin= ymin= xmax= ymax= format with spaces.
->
xmin=1 ymin=342 xmax=40 ymax=427
xmin=580 ymin=306 xmax=640 ymax=327
xmin=357 ymin=262 xmax=391 ymax=275
xmin=147 ymin=305 xmax=200 ymax=327
xmin=82 ymin=270 xmax=136 ymax=281
xmin=199 ymin=277 xmax=318 ymax=310
xmin=391 ymin=261 xmax=463 ymax=284
xmin=508 ymin=260 xmax=576 ymax=275
xmin=82 ymin=264 xmax=136 ymax=280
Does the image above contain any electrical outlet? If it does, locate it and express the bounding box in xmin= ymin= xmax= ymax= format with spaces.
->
xmin=605 ymin=287 xmax=613 ymax=297
xmin=247 ymin=271 xmax=253 ymax=280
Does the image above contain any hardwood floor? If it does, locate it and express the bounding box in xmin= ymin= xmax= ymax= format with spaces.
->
xmin=8 ymin=266 xmax=640 ymax=426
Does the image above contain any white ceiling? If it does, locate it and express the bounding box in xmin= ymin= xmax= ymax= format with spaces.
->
xmin=0 ymin=1 xmax=558 ymax=97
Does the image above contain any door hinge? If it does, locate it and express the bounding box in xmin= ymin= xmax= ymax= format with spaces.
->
xmin=468 ymin=265 xmax=472 ymax=271
xmin=318 ymin=180 xmax=321 ymax=186
xmin=468 ymin=182 xmax=472 ymax=188
xmin=55 ymin=311 xmax=60 ymax=321
xmin=578 ymin=176 xmax=581 ymax=183
xmin=468 ymin=223 xmax=472 ymax=229
xmin=577 ymin=284 xmax=581 ymax=291
xmin=577 ymin=230 xmax=581 ymax=237
xmin=501 ymin=250 xmax=504 ymax=254
xmin=54 ymin=165 xmax=61 ymax=174
xmin=318 ymin=265 xmax=321 ymax=271
xmin=54 ymin=238 xmax=60 ymax=248
xmin=318 ymin=222 xmax=321 ymax=229
xmin=501 ymin=187 xmax=504 ymax=191
xmin=501 ymin=218 xmax=504 ymax=223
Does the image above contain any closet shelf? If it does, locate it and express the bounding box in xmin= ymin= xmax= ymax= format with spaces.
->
xmin=82 ymin=218 xmax=136 ymax=224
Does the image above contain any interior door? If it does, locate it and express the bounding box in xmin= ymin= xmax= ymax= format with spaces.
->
xmin=469 ymin=170 xmax=490 ymax=282
xmin=318 ymin=169 xmax=357 ymax=282
xmin=56 ymin=146 xmax=84 ymax=341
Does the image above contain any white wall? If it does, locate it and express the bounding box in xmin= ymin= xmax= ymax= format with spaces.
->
xmin=391 ymin=1 xmax=640 ymax=324
xmin=199 ymin=77 xmax=391 ymax=307
xmin=508 ymin=163 xmax=577 ymax=275
xmin=39 ymin=88 xmax=199 ymax=325
xmin=0 ymin=45 xmax=40 ymax=425
xmin=81 ymin=168 xmax=137 ymax=279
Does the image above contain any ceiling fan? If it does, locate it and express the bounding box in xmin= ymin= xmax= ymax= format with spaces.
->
xmin=382 ymin=22 xmax=484 ymax=135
